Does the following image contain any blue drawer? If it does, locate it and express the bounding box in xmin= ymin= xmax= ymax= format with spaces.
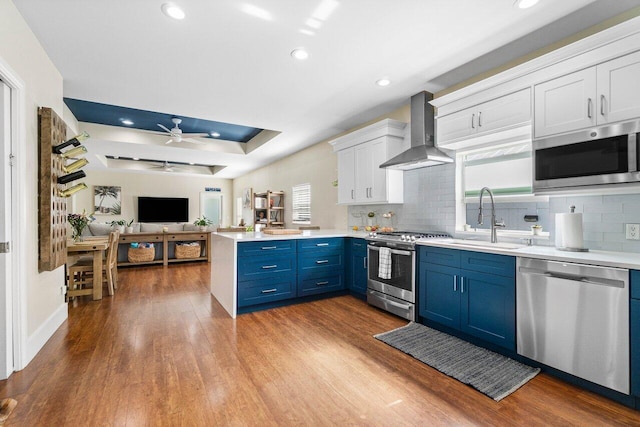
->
xmin=237 ymin=240 xmax=296 ymax=257
xmin=297 ymin=273 xmax=344 ymax=297
xmin=237 ymin=255 xmax=296 ymax=282
xmin=460 ymin=250 xmax=515 ymax=278
xmin=237 ymin=276 xmax=296 ymax=307
xmin=298 ymin=253 xmax=344 ymax=279
xmin=350 ymin=238 xmax=367 ymax=255
xmin=297 ymin=238 xmax=344 ymax=252
xmin=419 ymin=246 xmax=461 ymax=268
xmin=631 ymin=270 xmax=640 ymax=300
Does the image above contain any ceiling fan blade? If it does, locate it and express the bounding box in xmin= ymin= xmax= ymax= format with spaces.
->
xmin=165 ymin=139 xmax=174 ymax=144
xmin=157 ymin=124 xmax=172 ymax=133
xmin=182 ymin=133 xmax=209 ymax=138
xmin=183 ymin=138 xmax=204 ymax=145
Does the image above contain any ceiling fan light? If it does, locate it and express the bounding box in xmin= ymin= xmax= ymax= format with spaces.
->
xmin=161 ymin=3 xmax=186 ymax=20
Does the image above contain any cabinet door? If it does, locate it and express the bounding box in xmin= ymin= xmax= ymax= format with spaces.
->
xmin=419 ymin=262 xmax=460 ymax=328
xmin=348 ymin=239 xmax=368 ymax=295
xmin=437 ymin=106 xmax=476 ymax=144
xmin=534 ymin=68 xmax=597 ymax=138
xmin=597 ymin=50 xmax=640 ymax=125
xmin=337 ymin=148 xmax=356 ymax=204
xmin=476 ymin=89 xmax=531 ymax=135
xmin=459 ymin=270 xmax=515 ymax=350
xmin=354 ymin=143 xmax=373 ymax=202
xmin=368 ymin=138 xmax=389 ymax=203
xmin=632 ymin=298 xmax=640 ymax=397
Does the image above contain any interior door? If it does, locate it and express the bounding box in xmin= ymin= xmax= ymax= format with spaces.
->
xmin=0 ymin=80 xmax=13 ymax=378
xmin=199 ymin=192 xmax=222 ymax=227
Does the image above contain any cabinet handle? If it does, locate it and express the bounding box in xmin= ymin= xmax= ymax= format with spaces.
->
xmin=478 ymin=111 xmax=482 ymax=127
xmin=316 ymin=243 xmax=329 ymax=247
xmin=363 ymin=257 xmax=368 ymax=269
xmin=460 ymin=277 xmax=465 ymax=293
xmin=587 ymin=98 xmax=592 ymax=118
xmin=316 ymin=260 xmax=329 ymax=264
xmin=351 ymin=189 xmax=354 ymax=199
xmin=261 ymin=246 xmax=277 ymax=250
xmin=600 ymin=94 xmax=605 ymax=116
xmin=261 ymin=265 xmax=278 ymax=269
xmin=471 ymin=113 xmax=475 ymax=129
xmin=316 ymin=281 xmax=329 ymax=286
xmin=261 ymin=288 xmax=277 ymax=294
xmin=453 ymin=275 xmax=457 ymax=292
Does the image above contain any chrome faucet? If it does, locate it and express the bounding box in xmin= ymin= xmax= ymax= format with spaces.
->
xmin=478 ymin=187 xmax=505 ymax=243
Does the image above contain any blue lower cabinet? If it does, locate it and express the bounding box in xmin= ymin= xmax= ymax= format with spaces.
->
xmin=237 ymin=255 xmax=296 ymax=282
xmin=297 ymin=273 xmax=344 ymax=297
xmin=631 ymin=270 xmax=640 ymax=398
xmin=418 ymin=246 xmax=515 ymax=351
xmin=346 ymin=238 xmax=367 ymax=295
xmin=238 ymin=276 xmax=296 ymax=307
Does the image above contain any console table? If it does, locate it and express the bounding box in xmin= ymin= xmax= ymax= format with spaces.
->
xmin=117 ymin=231 xmax=212 ymax=267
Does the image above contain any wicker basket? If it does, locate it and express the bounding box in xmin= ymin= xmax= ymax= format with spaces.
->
xmin=175 ymin=243 xmax=201 ymax=259
xmin=128 ymin=246 xmax=155 ymax=263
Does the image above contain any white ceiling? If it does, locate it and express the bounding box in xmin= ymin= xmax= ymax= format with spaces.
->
xmin=13 ymin=0 xmax=640 ymax=178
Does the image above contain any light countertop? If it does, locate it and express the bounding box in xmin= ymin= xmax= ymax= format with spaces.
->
xmin=212 ymin=229 xmax=369 ymax=242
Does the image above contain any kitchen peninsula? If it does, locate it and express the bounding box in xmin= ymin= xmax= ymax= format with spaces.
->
xmin=211 ymin=230 xmax=365 ymax=318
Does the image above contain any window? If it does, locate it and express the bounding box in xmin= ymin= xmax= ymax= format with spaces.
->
xmin=292 ymin=183 xmax=311 ymax=224
xmin=461 ymin=141 xmax=533 ymax=199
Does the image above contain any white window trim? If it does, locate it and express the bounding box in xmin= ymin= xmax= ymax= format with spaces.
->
xmin=291 ymin=183 xmax=311 ymax=225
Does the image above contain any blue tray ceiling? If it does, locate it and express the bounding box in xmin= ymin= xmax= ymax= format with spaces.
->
xmin=64 ymin=98 xmax=262 ymax=143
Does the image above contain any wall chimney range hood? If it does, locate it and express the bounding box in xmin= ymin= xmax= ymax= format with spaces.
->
xmin=380 ymin=91 xmax=453 ymax=170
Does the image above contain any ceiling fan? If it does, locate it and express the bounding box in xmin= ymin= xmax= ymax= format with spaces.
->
xmin=157 ymin=118 xmax=208 ymax=145
xmin=149 ymin=161 xmax=180 ymax=172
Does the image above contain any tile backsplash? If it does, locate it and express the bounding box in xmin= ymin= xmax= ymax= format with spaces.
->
xmin=347 ymin=163 xmax=640 ymax=253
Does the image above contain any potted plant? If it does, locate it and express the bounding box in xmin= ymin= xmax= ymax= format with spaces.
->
xmin=194 ymin=216 xmax=213 ymax=231
xmin=531 ymin=224 xmax=543 ymax=236
xmin=110 ymin=219 xmax=126 ymax=233
xmin=125 ymin=219 xmax=135 ymax=234
xmin=67 ymin=210 xmax=95 ymax=242
xmin=367 ymin=211 xmax=375 ymax=227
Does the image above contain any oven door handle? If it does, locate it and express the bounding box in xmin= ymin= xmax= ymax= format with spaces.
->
xmin=367 ymin=246 xmax=412 ymax=256
xmin=370 ymin=293 xmax=412 ymax=310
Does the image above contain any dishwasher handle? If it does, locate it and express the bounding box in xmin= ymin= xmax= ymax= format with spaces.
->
xmin=518 ymin=266 xmax=626 ymax=289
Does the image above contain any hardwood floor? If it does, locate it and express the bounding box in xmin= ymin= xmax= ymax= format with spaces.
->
xmin=1 ymin=263 xmax=639 ymax=426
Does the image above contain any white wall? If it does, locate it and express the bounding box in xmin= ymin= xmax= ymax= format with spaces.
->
xmin=0 ymin=0 xmax=68 ymax=355
xmin=74 ymin=170 xmax=233 ymax=226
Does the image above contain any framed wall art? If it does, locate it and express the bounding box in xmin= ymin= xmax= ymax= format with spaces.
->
xmin=242 ymin=187 xmax=252 ymax=209
xmin=94 ymin=185 xmax=121 ymax=215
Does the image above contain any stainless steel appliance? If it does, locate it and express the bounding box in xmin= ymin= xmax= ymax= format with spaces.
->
xmin=533 ymin=120 xmax=640 ymax=194
xmin=366 ymin=231 xmax=449 ymax=320
xmin=516 ymin=258 xmax=629 ymax=394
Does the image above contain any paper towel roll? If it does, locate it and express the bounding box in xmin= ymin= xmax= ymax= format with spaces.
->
xmin=555 ymin=212 xmax=584 ymax=249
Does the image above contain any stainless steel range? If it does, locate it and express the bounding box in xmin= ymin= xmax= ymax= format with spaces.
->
xmin=366 ymin=231 xmax=450 ymax=320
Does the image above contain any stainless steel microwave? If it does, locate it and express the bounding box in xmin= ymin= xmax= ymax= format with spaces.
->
xmin=533 ymin=120 xmax=640 ymax=194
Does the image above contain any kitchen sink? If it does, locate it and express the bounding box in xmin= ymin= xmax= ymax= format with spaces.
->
xmin=426 ymin=238 xmax=527 ymax=251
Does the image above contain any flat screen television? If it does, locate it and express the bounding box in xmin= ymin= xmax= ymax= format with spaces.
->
xmin=137 ymin=197 xmax=189 ymax=223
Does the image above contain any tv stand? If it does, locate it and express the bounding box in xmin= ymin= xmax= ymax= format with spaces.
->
xmin=117 ymin=231 xmax=212 ymax=267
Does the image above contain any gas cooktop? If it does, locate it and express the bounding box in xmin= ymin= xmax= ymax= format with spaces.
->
xmin=366 ymin=230 xmax=451 ymax=245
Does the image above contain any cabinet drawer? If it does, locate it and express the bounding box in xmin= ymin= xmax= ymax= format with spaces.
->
xmin=350 ymin=238 xmax=367 ymax=255
xmin=460 ymin=251 xmax=515 ymax=278
xmin=237 ymin=240 xmax=296 ymax=257
xmin=419 ymin=246 xmax=460 ymax=268
xmin=119 ymin=234 xmax=162 ymax=243
xmin=237 ymin=255 xmax=296 ymax=282
xmin=297 ymin=238 xmax=344 ymax=252
xmin=237 ymin=276 xmax=296 ymax=307
xmin=631 ymin=270 xmax=640 ymax=300
xmin=297 ymin=273 xmax=344 ymax=297
xmin=298 ymin=253 xmax=344 ymax=278
xmin=167 ymin=233 xmax=207 ymax=241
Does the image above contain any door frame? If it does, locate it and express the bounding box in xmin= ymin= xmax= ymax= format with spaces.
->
xmin=0 ymin=55 xmax=27 ymax=374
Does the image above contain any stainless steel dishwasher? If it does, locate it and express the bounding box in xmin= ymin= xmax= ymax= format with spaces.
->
xmin=516 ymin=258 xmax=629 ymax=394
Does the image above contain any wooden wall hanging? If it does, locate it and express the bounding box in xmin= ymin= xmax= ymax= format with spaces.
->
xmin=38 ymin=107 xmax=68 ymax=272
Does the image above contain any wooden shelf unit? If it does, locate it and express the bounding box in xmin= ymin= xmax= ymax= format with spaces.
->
xmin=117 ymin=231 xmax=212 ymax=267
xmin=254 ymin=190 xmax=285 ymax=228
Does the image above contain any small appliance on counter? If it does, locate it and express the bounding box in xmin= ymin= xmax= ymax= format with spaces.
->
xmin=555 ymin=205 xmax=588 ymax=252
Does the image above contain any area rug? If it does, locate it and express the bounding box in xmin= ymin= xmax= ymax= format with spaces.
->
xmin=374 ymin=322 xmax=540 ymax=401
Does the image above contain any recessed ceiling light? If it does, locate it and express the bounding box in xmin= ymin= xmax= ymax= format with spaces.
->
xmin=113 ymin=155 xmax=119 ymax=159
xmin=121 ymin=119 xmax=134 ymax=125
xmin=291 ymin=48 xmax=310 ymax=60
xmin=514 ymin=0 xmax=539 ymax=9
xmin=132 ymin=158 xmax=140 ymax=161
xmin=376 ymin=78 xmax=391 ymax=87
xmin=241 ymin=4 xmax=272 ymax=21
xmin=161 ymin=3 xmax=185 ymax=20
xmin=210 ymin=132 xmax=221 ymax=138
xmin=189 ymin=162 xmax=195 ymax=165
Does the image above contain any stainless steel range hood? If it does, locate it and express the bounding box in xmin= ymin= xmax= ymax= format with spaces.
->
xmin=380 ymin=91 xmax=453 ymax=170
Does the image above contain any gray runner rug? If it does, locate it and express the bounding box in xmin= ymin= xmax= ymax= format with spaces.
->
xmin=374 ymin=322 xmax=540 ymax=401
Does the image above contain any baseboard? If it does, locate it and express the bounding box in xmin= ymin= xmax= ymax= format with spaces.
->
xmin=24 ymin=303 xmax=67 ymax=367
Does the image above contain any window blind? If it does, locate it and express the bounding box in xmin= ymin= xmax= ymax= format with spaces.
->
xmin=292 ymin=183 xmax=311 ymax=224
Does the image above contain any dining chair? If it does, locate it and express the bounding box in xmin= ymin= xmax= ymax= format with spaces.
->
xmin=67 ymin=230 xmax=120 ymax=299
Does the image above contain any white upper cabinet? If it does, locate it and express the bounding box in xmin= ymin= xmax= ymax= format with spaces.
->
xmin=437 ymin=88 xmax=531 ymax=149
xmin=534 ymin=50 xmax=640 ymax=138
xmin=330 ymin=119 xmax=406 ymax=205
